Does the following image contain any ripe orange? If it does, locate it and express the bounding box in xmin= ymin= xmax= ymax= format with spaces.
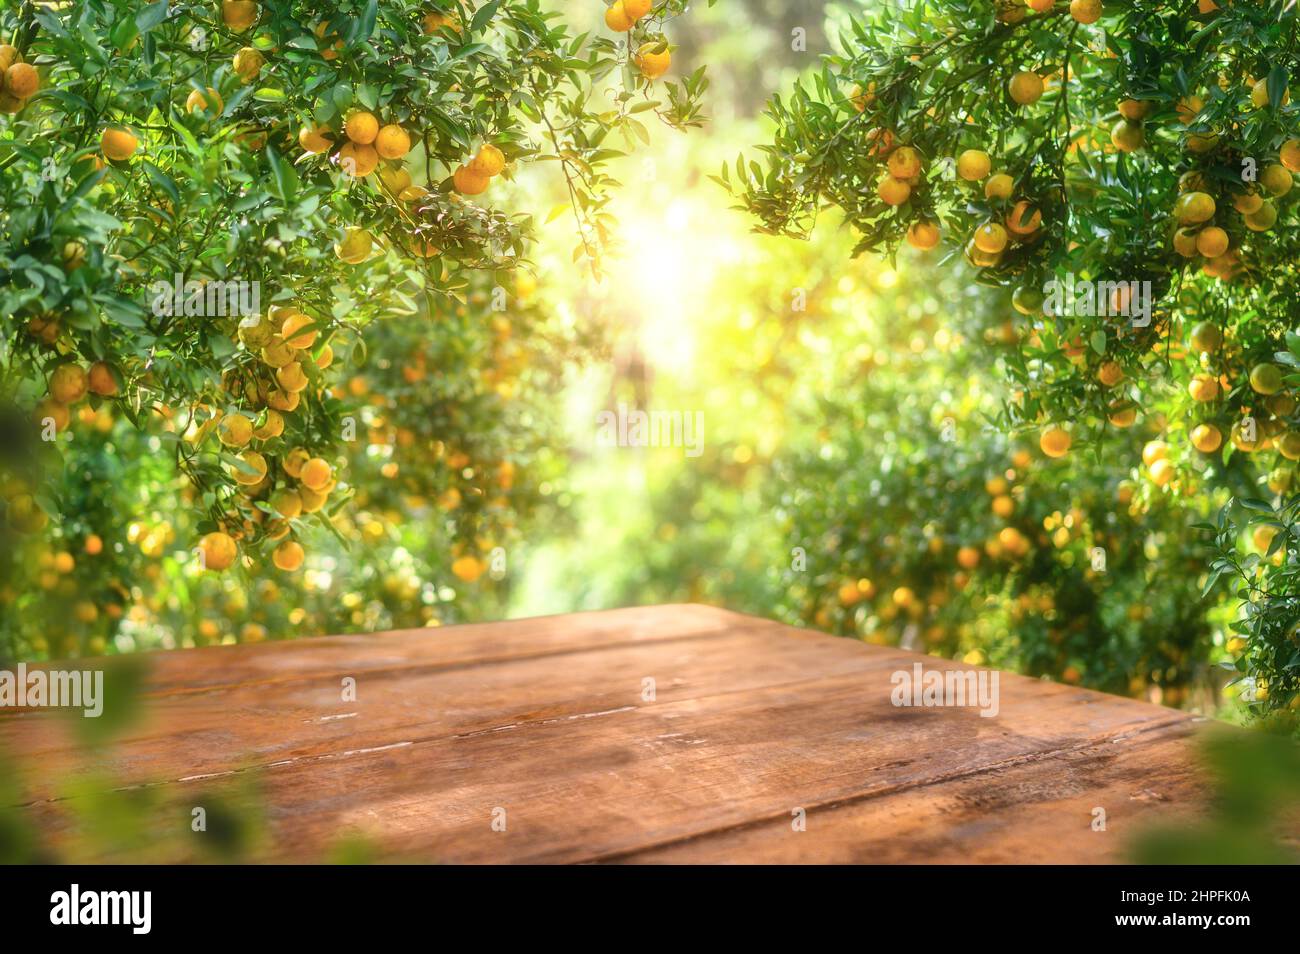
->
xmin=5 ymin=62 xmax=38 ymax=99
xmin=1188 ymin=373 xmax=1219 ymax=402
xmin=233 ymin=450 xmax=268 ymax=486
xmin=338 ymin=142 xmax=378 ymax=177
xmin=300 ymin=457 xmax=332 ymax=491
xmin=1097 ymin=361 xmax=1124 ymax=387
xmin=1249 ymin=363 xmax=1283 ymax=395
xmin=468 ymin=143 xmax=506 ymax=177
xmin=1040 ymin=426 xmax=1071 ymax=458
xmin=1118 ymin=99 xmax=1151 ymax=120
xmin=634 ymin=42 xmax=671 ymax=79
xmin=1008 ymin=71 xmax=1043 ymax=106
xmin=973 ymin=222 xmax=1008 ymax=253
xmin=1260 ymin=163 xmax=1293 ymax=197
xmin=1190 ymin=424 xmax=1222 ymax=453
xmin=199 ymin=531 xmax=238 ymax=571
xmin=1174 ymin=191 xmax=1215 ymax=225
xmin=219 ymin=414 xmax=254 ymax=447
xmin=1142 ymin=440 xmax=1168 ymax=467
xmin=271 ymin=490 xmax=303 ymax=519
xmin=375 ymin=124 xmax=411 ymax=160
xmin=956 ymin=546 xmax=981 ymax=570
xmin=887 ymin=146 xmax=922 ymax=180
xmin=956 ymin=149 xmax=991 ymax=181
xmin=49 ymin=363 xmax=88 ymax=404
xmin=88 ymin=361 xmax=118 ymax=396
xmin=101 ymin=126 xmax=139 ymax=161
xmin=222 ymin=0 xmax=258 ymax=32
xmin=454 ymin=165 xmax=490 ymax=195
xmin=185 ymin=87 xmax=223 ymax=115
xmin=623 ymin=0 xmax=653 ymax=17
xmin=1069 ymin=0 xmax=1102 ymax=23
xmin=1110 ymin=119 xmax=1144 ymax=152
xmin=985 ymin=173 xmax=1013 ymax=200
xmin=273 ymin=540 xmax=305 ymax=571
xmin=233 ymin=47 xmax=264 ymax=83
xmin=1281 ymin=139 xmax=1300 ymax=172
xmin=334 ymin=227 xmax=373 ymax=264
xmin=281 ymin=311 xmax=318 ymax=349
xmin=1195 ymin=226 xmax=1228 ymax=258
xmin=1148 ymin=458 xmax=1174 ymax=486
xmin=604 ymin=1 xmax=634 ymax=31
xmin=877 ymin=175 xmax=911 ymax=205
xmin=1006 ymin=200 xmax=1042 ymax=235
xmin=299 ymin=125 xmax=333 ymax=154
xmin=345 ymin=111 xmax=379 ymax=145
xmin=906 ymin=221 xmax=940 ymax=250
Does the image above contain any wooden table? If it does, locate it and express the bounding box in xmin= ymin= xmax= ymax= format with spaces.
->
xmin=2 ymin=604 xmax=1214 ymax=863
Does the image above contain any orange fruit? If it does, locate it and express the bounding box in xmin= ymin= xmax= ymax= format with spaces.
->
xmin=281 ymin=311 xmax=318 ymax=349
xmin=345 ymin=111 xmax=379 ymax=145
xmin=273 ymin=540 xmax=305 ymax=571
xmin=1097 ymin=361 xmax=1124 ymax=387
xmin=1148 ymin=458 xmax=1174 ymax=486
xmin=604 ymin=1 xmax=635 ymax=31
xmin=877 ymin=175 xmax=911 ymax=205
xmin=634 ymin=42 xmax=671 ymax=79
xmin=1040 ymin=426 xmax=1071 ymax=457
xmin=454 ymin=165 xmax=490 ymax=195
xmin=887 ymin=146 xmax=922 ymax=180
xmin=375 ymin=124 xmax=411 ymax=160
xmin=1191 ymin=423 xmax=1222 ymax=453
xmin=338 ymin=142 xmax=378 ymax=177
xmin=199 ymin=531 xmax=238 ymax=571
xmin=300 ymin=457 xmax=332 ymax=491
xmin=233 ymin=47 xmax=264 ymax=83
xmin=1008 ymin=71 xmax=1043 ymax=105
xmin=1006 ymin=200 xmax=1042 ymax=235
xmin=985 ymin=173 xmax=1013 ymax=199
xmin=299 ymin=125 xmax=333 ymax=154
xmin=222 ymin=0 xmax=258 ymax=32
xmin=87 ymin=363 xmax=118 ymax=396
xmin=906 ymin=221 xmax=940 ymax=249
xmin=233 ymin=450 xmax=268 ymax=486
xmin=973 ymin=222 xmax=1008 ymax=253
xmin=1281 ymin=139 xmax=1300 ymax=172
xmin=101 ymin=126 xmax=139 ymax=161
xmin=1250 ymin=363 xmax=1283 ymax=395
xmin=468 ymin=143 xmax=506 ymax=177
xmin=5 ymin=62 xmax=39 ymax=99
xmin=185 ymin=87 xmax=223 ymax=115
xmin=1195 ymin=226 xmax=1229 ymax=258
xmin=1070 ymin=0 xmax=1102 ymax=23
xmin=956 ymin=149 xmax=990 ymax=181
xmin=49 ymin=363 xmax=88 ymax=404
xmin=1142 ymin=440 xmax=1168 ymax=467
xmin=1188 ymin=373 xmax=1219 ymax=402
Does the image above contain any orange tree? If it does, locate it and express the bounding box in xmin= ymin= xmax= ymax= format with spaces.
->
xmin=734 ymin=0 xmax=1300 ymax=716
xmin=0 ymin=0 xmax=708 ymax=659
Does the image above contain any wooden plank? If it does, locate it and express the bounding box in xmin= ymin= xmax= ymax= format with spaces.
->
xmin=614 ymin=720 xmax=1208 ymax=863
xmin=3 ymin=607 xmax=1207 ymax=863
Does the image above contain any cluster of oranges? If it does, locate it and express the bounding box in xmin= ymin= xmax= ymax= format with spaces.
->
xmin=602 ymin=1 xmax=671 ymax=79
xmin=298 ymin=109 xmax=412 ymax=179
xmin=0 ymin=44 xmax=40 ymax=113
xmin=453 ymin=143 xmax=506 ymax=196
xmin=32 ymin=361 xmax=119 ymax=436
xmin=183 ymin=303 xmax=343 ymax=573
xmin=894 ymin=146 xmax=1043 ymax=261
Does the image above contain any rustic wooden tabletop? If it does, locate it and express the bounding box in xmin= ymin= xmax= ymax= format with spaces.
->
xmin=2 ymin=604 xmax=1213 ymax=863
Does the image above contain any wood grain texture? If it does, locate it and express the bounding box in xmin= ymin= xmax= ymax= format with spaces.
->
xmin=0 ymin=604 xmax=1220 ymax=863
